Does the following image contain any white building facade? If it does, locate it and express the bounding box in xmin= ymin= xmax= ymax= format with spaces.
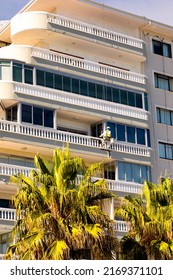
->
xmin=0 ymin=0 xmax=172 ymax=257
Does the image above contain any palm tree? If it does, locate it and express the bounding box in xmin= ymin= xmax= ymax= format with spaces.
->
xmin=5 ymin=147 xmax=117 ymax=260
xmin=115 ymin=178 xmax=173 ymax=260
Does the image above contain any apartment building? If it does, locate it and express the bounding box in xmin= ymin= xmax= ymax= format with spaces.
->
xmin=1 ymin=0 xmax=171 ymax=257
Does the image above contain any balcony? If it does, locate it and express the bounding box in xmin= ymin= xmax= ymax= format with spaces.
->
xmin=0 ymin=163 xmax=33 ymax=177
xmin=32 ymin=47 xmax=147 ymax=85
xmin=11 ymin=12 xmax=145 ymax=55
xmin=0 ymin=120 xmax=151 ymax=157
xmin=114 ymin=220 xmax=130 ymax=233
xmin=13 ymin=82 xmax=148 ymax=120
xmin=0 ymin=208 xmax=16 ymax=222
xmin=47 ymin=14 xmax=144 ymax=51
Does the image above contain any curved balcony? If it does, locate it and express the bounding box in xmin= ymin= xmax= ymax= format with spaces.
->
xmin=32 ymin=47 xmax=147 ymax=85
xmin=13 ymin=82 xmax=148 ymax=120
xmin=0 ymin=120 xmax=151 ymax=157
xmin=11 ymin=12 xmax=145 ymax=54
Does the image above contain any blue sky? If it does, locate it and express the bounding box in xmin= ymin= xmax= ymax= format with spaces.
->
xmin=0 ymin=0 xmax=172 ymax=26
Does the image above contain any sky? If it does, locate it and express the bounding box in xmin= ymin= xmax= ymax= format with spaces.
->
xmin=0 ymin=0 xmax=173 ymax=26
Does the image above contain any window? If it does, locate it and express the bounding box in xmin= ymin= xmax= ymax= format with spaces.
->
xmin=107 ymin=122 xmax=150 ymax=146
xmin=91 ymin=123 xmax=103 ymax=137
xmin=0 ymin=61 xmax=11 ymax=80
xmin=159 ymin=142 xmax=173 ymax=160
xmin=117 ymin=162 xmax=151 ymax=183
xmin=24 ymin=65 xmax=33 ymax=84
xmin=153 ymin=40 xmax=172 ymax=58
xmin=13 ymin=63 xmax=22 ymax=82
xmin=22 ymin=104 xmax=54 ymax=128
xmin=157 ymin=107 xmax=173 ymax=126
xmin=6 ymin=105 xmax=17 ymax=122
xmin=155 ymin=73 xmax=173 ymax=91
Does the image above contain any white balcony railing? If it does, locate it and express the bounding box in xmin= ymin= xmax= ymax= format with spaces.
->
xmin=114 ymin=220 xmax=130 ymax=232
xmin=0 ymin=164 xmax=143 ymax=195
xmin=0 ymin=208 xmax=16 ymax=221
xmin=47 ymin=14 xmax=144 ymax=50
xmin=0 ymin=163 xmax=33 ymax=177
xmin=32 ymin=48 xmax=147 ymax=85
xmin=13 ymin=83 xmax=148 ymax=120
xmin=0 ymin=120 xmax=151 ymax=157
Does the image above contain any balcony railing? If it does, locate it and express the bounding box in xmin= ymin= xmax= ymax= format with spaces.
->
xmin=0 ymin=163 xmax=33 ymax=177
xmin=0 ymin=208 xmax=16 ymax=221
xmin=13 ymin=83 xmax=148 ymax=120
xmin=0 ymin=164 xmax=143 ymax=195
xmin=47 ymin=14 xmax=144 ymax=50
xmin=0 ymin=120 xmax=151 ymax=157
xmin=32 ymin=47 xmax=147 ymax=85
xmin=114 ymin=220 xmax=130 ymax=232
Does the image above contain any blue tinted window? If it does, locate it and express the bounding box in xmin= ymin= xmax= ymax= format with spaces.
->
xmin=137 ymin=128 xmax=145 ymax=145
xmin=107 ymin=122 xmax=116 ymax=139
xmin=127 ymin=126 xmax=135 ymax=143
xmin=117 ymin=124 xmax=125 ymax=141
xmin=22 ymin=104 xmax=32 ymax=123
xmin=118 ymin=162 xmax=125 ymax=180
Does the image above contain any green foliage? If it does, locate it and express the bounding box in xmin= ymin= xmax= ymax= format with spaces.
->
xmin=6 ymin=147 xmax=117 ymax=260
xmin=115 ymin=179 xmax=173 ymax=260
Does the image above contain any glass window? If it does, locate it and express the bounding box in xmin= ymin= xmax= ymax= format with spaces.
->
xmin=36 ymin=70 xmax=45 ymax=86
xmin=72 ymin=78 xmax=79 ymax=94
xmin=24 ymin=66 xmax=33 ymax=84
xmin=147 ymin=129 xmax=151 ymax=147
xmin=106 ymin=87 xmax=112 ymax=101
xmin=22 ymin=104 xmax=32 ymax=123
xmin=112 ymin=88 xmax=120 ymax=103
xmin=96 ymin=84 xmax=104 ymax=99
xmin=128 ymin=92 xmax=135 ymax=107
xmin=46 ymin=72 xmax=53 ymax=88
xmin=141 ymin=166 xmax=147 ymax=183
xmin=80 ymin=80 xmax=88 ymax=95
xmin=126 ymin=163 xmax=132 ymax=181
xmin=44 ymin=109 xmax=53 ymax=128
xmin=136 ymin=93 xmax=142 ymax=108
xmin=107 ymin=122 xmax=116 ymax=139
xmin=159 ymin=143 xmax=166 ymax=158
xmin=54 ymin=74 xmax=62 ymax=90
xmin=137 ymin=128 xmax=145 ymax=145
xmin=88 ymin=82 xmax=96 ymax=98
xmin=117 ymin=124 xmax=125 ymax=141
xmin=165 ymin=144 xmax=173 ymax=159
xmin=153 ymin=40 xmax=172 ymax=58
xmin=144 ymin=93 xmax=148 ymax=111
xmin=0 ymin=61 xmax=11 ymax=80
xmin=127 ymin=126 xmax=135 ymax=143
xmin=118 ymin=162 xmax=125 ymax=180
xmin=13 ymin=63 xmax=22 ymax=82
xmin=63 ymin=76 xmax=71 ymax=92
xmin=133 ymin=164 xmax=141 ymax=183
xmin=121 ymin=90 xmax=127 ymax=105
xmin=33 ymin=107 xmax=43 ymax=126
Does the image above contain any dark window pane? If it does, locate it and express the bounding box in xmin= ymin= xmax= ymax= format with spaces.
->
xmin=153 ymin=40 xmax=162 ymax=55
xmin=136 ymin=93 xmax=142 ymax=108
xmin=112 ymin=88 xmax=120 ymax=103
xmin=91 ymin=126 xmax=96 ymax=137
xmin=137 ymin=128 xmax=145 ymax=145
xmin=88 ymin=82 xmax=96 ymax=98
xmin=45 ymin=72 xmax=53 ymax=88
xmin=6 ymin=108 xmax=11 ymax=121
xmin=80 ymin=80 xmax=88 ymax=95
xmin=126 ymin=163 xmax=132 ymax=181
xmin=147 ymin=129 xmax=151 ymax=147
xmin=120 ymin=90 xmax=127 ymax=105
xmin=33 ymin=107 xmax=43 ymax=125
xmin=72 ymin=78 xmax=79 ymax=94
xmin=118 ymin=162 xmax=125 ymax=180
xmin=107 ymin=122 xmax=116 ymax=139
xmin=96 ymin=84 xmax=104 ymax=99
xmin=117 ymin=124 xmax=125 ymax=141
xmin=13 ymin=63 xmax=22 ymax=82
xmin=12 ymin=105 xmax=17 ymax=122
xmin=141 ymin=165 xmax=147 ymax=183
xmin=36 ymin=70 xmax=44 ymax=86
xmin=106 ymin=87 xmax=112 ymax=101
xmin=63 ymin=76 xmax=71 ymax=92
xmin=24 ymin=66 xmax=33 ymax=84
xmin=133 ymin=164 xmax=141 ymax=183
xmin=128 ymin=92 xmax=135 ymax=107
xmin=44 ymin=109 xmax=53 ymax=128
xmin=22 ymin=104 xmax=32 ymax=123
xmin=127 ymin=126 xmax=135 ymax=143
xmin=55 ymin=74 xmax=62 ymax=90
xmin=144 ymin=93 xmax=148 ymax=111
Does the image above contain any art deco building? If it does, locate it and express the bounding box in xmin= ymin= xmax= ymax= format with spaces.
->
xmin=0 ymin=0 xmax=172 ymax=258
